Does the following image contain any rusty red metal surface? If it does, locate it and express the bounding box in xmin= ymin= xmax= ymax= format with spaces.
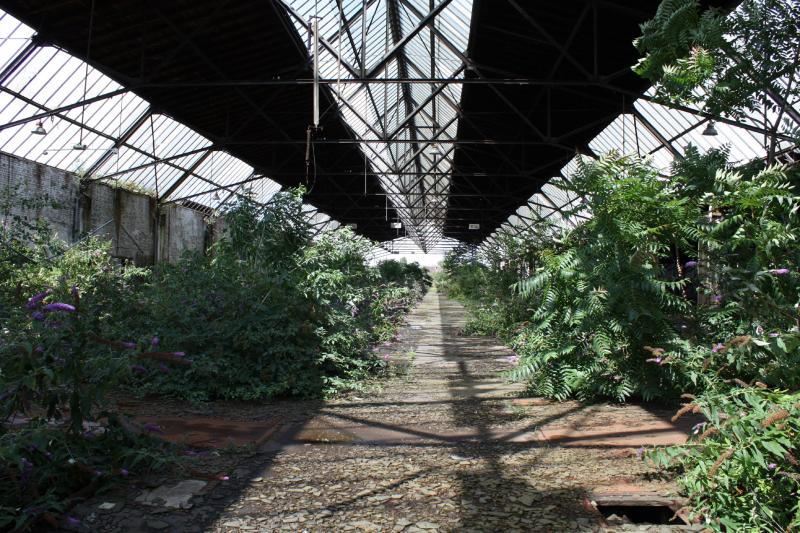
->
xmin=135 ymin=416 xmax=283 ymax=449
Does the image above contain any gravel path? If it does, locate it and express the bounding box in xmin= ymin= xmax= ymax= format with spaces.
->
xmin=65 ymin=289 xmax=697 ymax=533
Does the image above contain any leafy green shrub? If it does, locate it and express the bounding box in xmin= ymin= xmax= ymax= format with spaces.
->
xmin=113 ymin=191 xmax=425 ymax=400
xmin=1 ymin=185 xmax=425 ymax=527
xmin=444 ymin=149 xmax=799 ymax=403
xmin=0 ymin=423 xmax=174 ymax=530
xmin=440 ymin=0 xmax=800 ymax=527
xmin=633 ymin=1 xmax=800 ymax=525
xmin=378 ymin=258 xmax=431 ymax=296
xmin=0 ymin=278 xmax=181 ymax=529
xmin=647 ymin=388 xmax=800 ymax=531
xmin=507 ymin=154 xmax=694 ymax=401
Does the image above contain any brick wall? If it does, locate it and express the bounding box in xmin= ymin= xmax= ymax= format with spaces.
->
xmin=1 ymin=152 xmax=79 ymax=242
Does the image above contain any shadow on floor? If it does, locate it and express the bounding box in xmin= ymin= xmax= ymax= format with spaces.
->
xmin=53 ymin=289 xmax=692 ymax=532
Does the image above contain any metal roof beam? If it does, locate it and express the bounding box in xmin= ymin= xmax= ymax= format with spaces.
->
xmin=90 ymin=146 xmax=211 ymax=181
xmin=0 ymin=87 xmax=129 ymax=132
xmin=506 ymin=0 xmax=593 ymax=80
xmin=630 ymin=108 xmax=683 ymax=160
xmin=276 ymin=0 xmax=360 ymax=77
xmin=85 ymin=107 xmax=153 ymax=177
xmin=324 ymin=0 xmax=380 ymax=43
xmin=158 ymin=148 xmax=214 ymax=201
xmin=0 ymin=40 xmax=37 ymax=85
xmin=385 ymin=65 xmax=465 ymax=140
xmin=364 ymin=0 xmax=452 ymax=79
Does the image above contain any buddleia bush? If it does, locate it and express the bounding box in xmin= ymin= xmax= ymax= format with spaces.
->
xmin=647 ymin=388 xmax=800 ymax=531
xmin=0 ymin=234 xmax=179 ymax=530
xmin=0 ymin=185 xmax=427 ymax=528
xmin=117 ymin=189 xmax=428 ymax=400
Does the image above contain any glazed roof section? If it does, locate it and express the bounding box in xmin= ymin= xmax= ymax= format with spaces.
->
xmin=281 ymin=0 xmax=473 ymax=252
xmin=0 ymin=9 xmax=341 ymax=225
xmin=479 ymin=89 xmax=800 ymax=255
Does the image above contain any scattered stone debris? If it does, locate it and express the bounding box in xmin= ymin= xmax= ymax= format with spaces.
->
xmin=135 ymin=480 xmax=207 ymax=509
xmin=63 ymin=291 xmax=694 ymax=532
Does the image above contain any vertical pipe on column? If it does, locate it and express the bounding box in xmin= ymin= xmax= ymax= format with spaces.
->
xmin=313 ymin=17 xmax=320 ymax=128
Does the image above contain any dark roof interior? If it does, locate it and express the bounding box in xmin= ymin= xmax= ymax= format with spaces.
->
xmin=450 ymin=0 xmax=731 ymax=243
xmin=0 ymin=0 xmax=732 ymax=245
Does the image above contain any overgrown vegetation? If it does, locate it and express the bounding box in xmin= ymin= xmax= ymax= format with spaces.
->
xmin=0 ymin=186 xmax=428 ymax=529
xmin=440 ymin=0 xmax=799 ymax=529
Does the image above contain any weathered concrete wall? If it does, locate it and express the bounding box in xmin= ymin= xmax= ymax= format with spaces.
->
xmin=159 ymin=204 xmax=207 ymax=262
xmin=0 ymin=152 xmax=210 ymax=265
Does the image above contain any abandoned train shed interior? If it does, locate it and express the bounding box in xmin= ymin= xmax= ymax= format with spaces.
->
xmin=0 ymin=0 xmax=798 ymax=531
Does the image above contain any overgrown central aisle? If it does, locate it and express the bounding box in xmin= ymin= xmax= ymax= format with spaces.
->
xmin=197 ymin=289 xmax=683 ymax=532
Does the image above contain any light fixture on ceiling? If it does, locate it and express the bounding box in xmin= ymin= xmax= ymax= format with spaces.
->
xmin=391 ymin=221 xmax=402 ymax=229
xmin=74 ymin=0 xmax=95 ymax=155
xmin=702 ymin=120 xmax=718 ymax=136
xmin=429 ymin=144 xmax=441 ymax=156
xmin=31 ymin=120 xmax=47 ymax=135
xmin=212 ymin=191 xmax=221 ymax=202
xmin=109 ymin=147 xmax=119 ymax=155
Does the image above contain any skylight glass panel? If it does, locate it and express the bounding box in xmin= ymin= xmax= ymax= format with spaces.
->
xmin=588 ymin=114 xmax=674 ymax=171
xmin=0 ymin=8 xmax=312 ymax=219
xmin=165 ymin=151 xmax=254 ymax=207
xmin=634 ymin=97 xmax=768 ymax=163
xmin=281 ymin=0 xmax=473 ymax=251
xmin=0 ymin=13 xmax=34 ymax=73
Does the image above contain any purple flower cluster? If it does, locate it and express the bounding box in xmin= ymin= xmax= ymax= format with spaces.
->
xmin=684 ymin=260 xmax=698 ymax=269
xmin=19 ymin=457 xmax=34 ymax=485
xmin=24 ymin=288 xmax=81 ymax=334
xmin=26 ymin=289 xmax=51 ymax=309
xmin=183 ymin=449 xmax=210 ymax=457
xmin=769 ymin=268 xmax=791 ymax=275
xmin=712 ymin=342 xmax=725 ymax=353
xmin=42 ymin=303 xmax=76 ymax=313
